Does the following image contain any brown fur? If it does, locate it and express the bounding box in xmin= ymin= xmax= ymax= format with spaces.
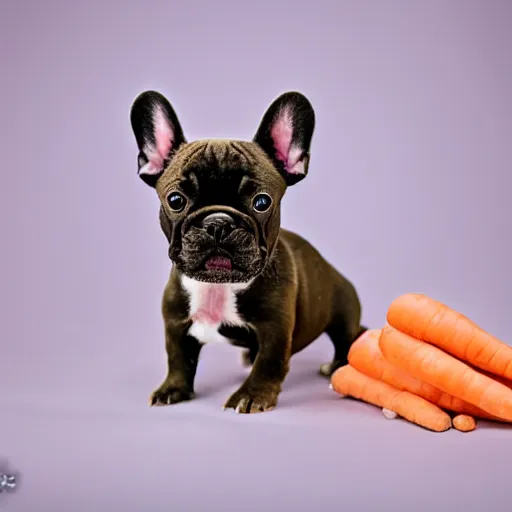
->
xmin=130 ymin=90 xmax=366 ymax=413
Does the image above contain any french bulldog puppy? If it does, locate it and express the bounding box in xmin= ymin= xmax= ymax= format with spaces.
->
xmin=130 ymin=90 xmax=366 ymax=413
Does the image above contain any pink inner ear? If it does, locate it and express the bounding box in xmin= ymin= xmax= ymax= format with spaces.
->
xmin=154 ymin=107 xmax=174 ymax=162
xmin=140 ymin=106 xmax=175 ymax=176
xmin=271 ymin=108 xmax=293 ymax=163
xmin=270 ymin=108 xmax=305 ymax=175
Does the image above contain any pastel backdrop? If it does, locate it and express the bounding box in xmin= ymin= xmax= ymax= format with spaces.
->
xmin=1 ymin=1 xmax=511 ymax=511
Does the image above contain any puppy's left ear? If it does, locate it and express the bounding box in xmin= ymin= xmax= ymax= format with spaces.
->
xmin=253 ymin=91 xmax=315 ymax=186
xmin=130 ymin=90 xmax=186 ymax=187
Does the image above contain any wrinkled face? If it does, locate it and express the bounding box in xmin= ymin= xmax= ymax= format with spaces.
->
xmin=156 ymin=140 xmax=286 ymax=283
xmin=130 ymin=90 xmax=316 ymax=284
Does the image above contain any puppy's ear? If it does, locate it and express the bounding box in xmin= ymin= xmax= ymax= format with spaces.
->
xmin=253 ymin=91 xmax=315 ymax=186
xmin=130 ymin=91 xmax=186 ymax=187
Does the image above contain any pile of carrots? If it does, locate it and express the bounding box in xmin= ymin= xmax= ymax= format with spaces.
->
xmin=330 ymin=293 xmax=512 ymax=432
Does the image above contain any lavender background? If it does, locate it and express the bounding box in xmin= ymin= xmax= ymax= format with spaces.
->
xmin=1 ymin=0 xmax=512 ymax=510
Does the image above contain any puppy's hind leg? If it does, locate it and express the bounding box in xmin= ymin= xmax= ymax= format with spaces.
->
xmin=319 ymin=321 xmax=367 ymax=377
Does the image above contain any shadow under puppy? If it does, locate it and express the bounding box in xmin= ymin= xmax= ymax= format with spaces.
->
xmin=130 ymin=90 xmax=366 ymax=413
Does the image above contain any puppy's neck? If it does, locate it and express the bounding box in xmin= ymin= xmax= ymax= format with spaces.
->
xmin=180 ymin=275 xmax=252 ymax=326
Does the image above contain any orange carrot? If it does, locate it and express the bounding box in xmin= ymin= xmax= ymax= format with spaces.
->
xmin=331 ymin=365 xmax=452 ymax=432
xmin=386 ymin=293 xmax=512 ymax=380
xmin=477 ymin=367 xmax=512 ymax=390
xmin=348 ymin=329 xmax=503 ymax=421
xmin=379 ymin=325 xmax=512 ymax=421
xmin=453 ymin=415 xmax=476 ymax=432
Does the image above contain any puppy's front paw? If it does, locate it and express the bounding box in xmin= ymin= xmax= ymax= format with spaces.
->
xmin=149 ymin=385 xmax=195 ymax=406
xmin=223 ymin=387 xmax=278 ymax=414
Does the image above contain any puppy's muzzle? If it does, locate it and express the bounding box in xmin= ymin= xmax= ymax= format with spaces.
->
xmin=200 ymin=212 xmax=237 ymax=243
xmin=183 ymin=206 xmax=256 ymax=240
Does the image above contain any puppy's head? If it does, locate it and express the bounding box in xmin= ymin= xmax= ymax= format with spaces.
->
xmin=130 ymin=90 xmax=315 ymax=284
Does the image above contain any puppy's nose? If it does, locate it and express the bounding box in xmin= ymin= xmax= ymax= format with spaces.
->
xmin=202 ymin=212 xmax=236 ymax=241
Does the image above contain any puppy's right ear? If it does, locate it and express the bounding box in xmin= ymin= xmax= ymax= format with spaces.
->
xmin=130 ymin=91 xmax=186 ymax=187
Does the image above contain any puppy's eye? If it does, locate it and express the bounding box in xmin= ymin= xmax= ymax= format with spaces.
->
xmin=252 ymin=193 xmax=272 ymax=213
xmin=167 ymin=192 xmax=186 ymax=212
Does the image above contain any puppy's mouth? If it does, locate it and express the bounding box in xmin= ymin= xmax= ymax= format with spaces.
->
xmin=175 ymin=250 xmax=264 ymax=284
xmin=204 ymin=256 xmax=233 ymax=272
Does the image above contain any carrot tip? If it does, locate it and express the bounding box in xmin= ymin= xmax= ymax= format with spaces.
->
xmin=453 ymin=415 xmax=477 ymax=432
xmin=382 ymin=408 xmax=398 ymax=420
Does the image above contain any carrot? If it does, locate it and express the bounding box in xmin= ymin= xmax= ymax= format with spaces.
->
xmin=379 ymin=325 xmax=512 ymax=421
xmin=453 ymin=415 xmax=476 ymax=432
xmin=331 ymin=365 xmax=452 ymax=432
xmin=348 ymin=329 xmax=502 ymax=421
xmin=477 ymin=367 xmax=512 ymax=390
xmin=386 ymin=293 xmax=512 ymax=380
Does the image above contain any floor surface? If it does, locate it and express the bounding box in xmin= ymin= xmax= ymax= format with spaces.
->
xmin=2 ymin=337 xmax=511 ymax=511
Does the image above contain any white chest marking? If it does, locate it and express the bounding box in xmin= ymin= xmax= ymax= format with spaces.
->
xmin=181 ymin=276 xmax=249 ymax=344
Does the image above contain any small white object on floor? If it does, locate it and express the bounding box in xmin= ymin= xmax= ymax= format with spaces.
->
xmin=382 ymin=408 xmax=398 ymax=419
xmin=0 ymin=473 xmax=16 ymax=493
